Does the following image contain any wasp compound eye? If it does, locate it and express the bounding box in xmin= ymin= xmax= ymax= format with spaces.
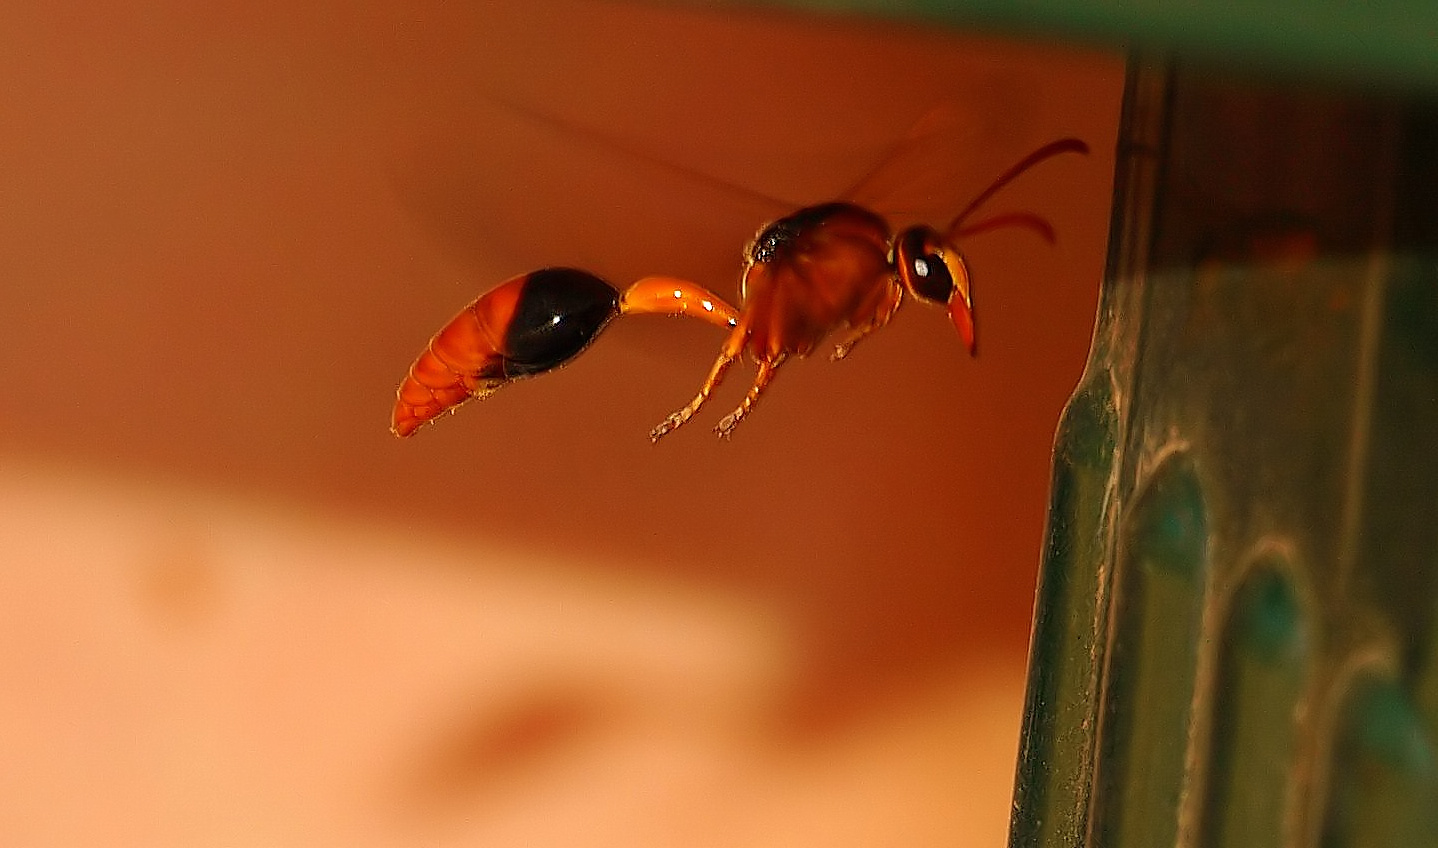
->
xmin=893 ymin=225 xmax=975 ymax=355
xmin=895 ymin=226 xmax=957 ymax=304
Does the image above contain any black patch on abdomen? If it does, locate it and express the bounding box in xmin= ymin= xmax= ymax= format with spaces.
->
xmin=503 ymin=267 xmax=620 ymax=377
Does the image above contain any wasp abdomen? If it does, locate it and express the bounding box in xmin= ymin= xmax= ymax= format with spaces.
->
xmin=502 ymin=268 xmax=621 ymax=376
xmin=392 ymin=267 xmax=621 ymax=437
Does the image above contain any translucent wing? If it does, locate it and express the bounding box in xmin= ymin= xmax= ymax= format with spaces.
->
xmin=836 ymin=103 xmax=984 ymax=223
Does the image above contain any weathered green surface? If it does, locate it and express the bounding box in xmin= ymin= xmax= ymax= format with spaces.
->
xmin=743 ymin=0 xmax=1438 ymax=88
xmin=1009 ymin=61 xmax=1438 ymax=848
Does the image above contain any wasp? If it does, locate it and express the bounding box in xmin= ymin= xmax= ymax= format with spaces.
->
xmin=391 ymin=137 xmax=1087 ymax=442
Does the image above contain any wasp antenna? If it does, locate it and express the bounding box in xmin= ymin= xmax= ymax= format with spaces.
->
xmin=946 ymin=138 xmax=1089 ymax=234
xmin=948 ymin=211 xmax=1057 ymax=244
xmin=487 ymin=94 xmax=796 ymax=215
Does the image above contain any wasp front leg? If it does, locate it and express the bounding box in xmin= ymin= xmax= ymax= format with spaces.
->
xmin=831 ymin=279 xmax=903 ymax=361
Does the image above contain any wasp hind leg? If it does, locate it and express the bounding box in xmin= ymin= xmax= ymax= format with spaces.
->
xmin=649 ymin=322 xmax=750 ymax=443
xmin=715 ymin=356 xmax=783 ymax=439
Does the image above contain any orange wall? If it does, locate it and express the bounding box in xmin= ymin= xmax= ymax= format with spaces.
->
xmin=0 ymin=1 xmax=1123 ymax=844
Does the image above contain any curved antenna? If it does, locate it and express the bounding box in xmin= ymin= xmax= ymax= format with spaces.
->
xmin=945 ymin=138 xmax=1088 ymax=240
xmin=950 ymin=211 xmax=1056 ymax=244
xmin=489 ymin=94 xmax=796 ymax=215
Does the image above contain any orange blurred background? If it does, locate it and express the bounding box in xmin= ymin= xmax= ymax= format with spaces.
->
xmin=0 ymin=1 xmax=1122 ymax=845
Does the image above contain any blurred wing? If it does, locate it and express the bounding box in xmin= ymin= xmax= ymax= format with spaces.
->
xmin=489 ymin=94 xmax=797 ymax=220
xmin=837 ymin=103 xmax=985 ymax=223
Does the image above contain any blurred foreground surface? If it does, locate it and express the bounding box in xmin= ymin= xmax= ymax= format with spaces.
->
xmin=0 ymin=0 xmax=1121 ymax=844
xmin=1 ymin=462 xmax=1032 ymax=846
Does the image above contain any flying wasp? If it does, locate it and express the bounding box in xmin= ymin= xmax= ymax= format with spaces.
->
xmin=391 ymin=129 xmax=1087 ymax=442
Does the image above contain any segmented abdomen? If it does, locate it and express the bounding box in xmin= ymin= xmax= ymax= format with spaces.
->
xmin=391 ymin=289 xmax=516 ymax=438
xmin=391 ymin=268 xmax=621 ymax=438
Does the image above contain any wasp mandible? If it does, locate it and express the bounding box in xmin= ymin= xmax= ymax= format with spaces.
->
xmin=391 ymin=137 xmax=1087 ymax=442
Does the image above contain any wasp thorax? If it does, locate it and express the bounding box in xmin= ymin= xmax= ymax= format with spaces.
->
xmin=749 ymin=220 xmax=797 ymax=265
xmin=749 ymin=203 xmax=880 ymax=265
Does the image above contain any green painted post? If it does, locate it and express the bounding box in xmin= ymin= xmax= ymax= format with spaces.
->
xmin=1011 ymin=60 xmax=1438 ymax=848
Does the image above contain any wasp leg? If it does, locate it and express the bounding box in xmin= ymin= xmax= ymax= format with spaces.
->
xmin=715 ymin=356 xmax=782 ymax=439
xmin=650 ymin=322 xmax=749 ymax=443
xmin=831 ymin=281 xmax=903 ymax=361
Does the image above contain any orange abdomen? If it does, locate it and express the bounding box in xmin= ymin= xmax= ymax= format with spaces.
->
xmin=391 ymin=268 xmax=622 ymax=437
